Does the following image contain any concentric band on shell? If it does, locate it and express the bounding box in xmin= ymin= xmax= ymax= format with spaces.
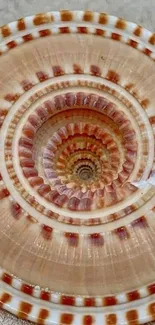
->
xmin=0 ymin=10 xmax=155 ymax=325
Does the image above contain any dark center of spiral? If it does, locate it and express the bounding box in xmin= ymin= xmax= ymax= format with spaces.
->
xmin=76 ymin=164 xmax=94 ymax=181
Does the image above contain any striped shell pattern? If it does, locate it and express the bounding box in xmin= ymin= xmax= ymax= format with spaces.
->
xmin=0 ymin=10 xmax=155 ymax=325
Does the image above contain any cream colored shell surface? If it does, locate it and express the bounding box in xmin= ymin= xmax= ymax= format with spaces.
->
xmin=0 ymin=10 xmax=155 ymax=325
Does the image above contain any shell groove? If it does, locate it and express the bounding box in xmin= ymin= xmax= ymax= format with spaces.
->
xmin=0 ymin=10 xmax=155 ymax=325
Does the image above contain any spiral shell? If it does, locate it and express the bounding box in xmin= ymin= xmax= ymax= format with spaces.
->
xmin=0 ymin=10 xmax=155 ymax=325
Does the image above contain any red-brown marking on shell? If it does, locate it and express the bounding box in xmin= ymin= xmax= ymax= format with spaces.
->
xmin=18 ymin=302 xmax=32 ymax=320
xmin=17 ymin=18 xmax=26 ymax=31
xmin=84 ymin=298 xmax=95 ymax=307
xmin=136 ymin=168 xmax=145 ymax=180
xmin=21 ymin=80 xmax=34 ymax=91
xmin=22 ymin=125 xmax=34 ymax=140
xmin=83 ymin=11 xmax=93 ymax=22
xmin=149 ymin=34 xmax=155 ymax=45
xmin=99 ymin=13 xmax=108 ymax=24
xmin=132 ymin=90 xmax=139 ymax=99
xmin=104 ymin=296 xmax=117 ymax=306
xmin=60 ymin=27 xmax=70 ymax=34
xmin=95 ymin=29 xmax=105 ymax=36
xmin=126 ymin=310 xmax=138 ymax=325
xmin=141 ymin=99 xmax=150 ymax=109
xmin=0 ymin=109 xmax=8 ymax=124
xmin=53 ymin=65 xmax=64 ymax=76
xmin=5 ymin=93 xmax=20 ymax=102
xmin=2 ymin=273 xmax=12 ymax=285
xmin=0 ymin=293 xmax=11 ymax=309
xmin=27 ymin=214 xmax=38 ymax=223
xmin=23 ymin=168 xmax=38 ymax=178
xmin=90 ymin=233 xmax=104 ymax=246
xmin=67 ymin=197 xmax=80 ymax=210
xmin=65 ymin=232 xmax=79 ymax=246
xmin=61 ymin=10 xmax=73 ymax=21
xmin=1 ymin=25 xmax=11 ymax=37
xmin=39 ymin=29 xmax=51 ymax=37
xmin=149 ymin=116 xmax=155 ymax=125
xmin=38 ymin=185 xmax=51 ymax=196
xmin=23 ymin=34 xmax=33 ymax=42
xmin=83 ymin=315 xmax=94 ymax=325
xmin=127 ymin=290 xmax=140 ymax=302
xmin=61 ymin=295 xmax=75 ymax=306
xmin=125 ymin=83 xmax=134 ymax=91
xmin=77 ymin=27 xmax=88 ymax=34
xmin=111 ymin=33 xmax=121 ymax=41
xmin=114 ymin=226 xmax=129 ymax=240
xmin=148 ymin=284 xmax=155 ymax=295
xmin=27 ymin=196 xmax=37 ymax=207
xmin=5 ymin=140 xmax=11 ymax=148
xmin=0 ymin=188 xmax=10 ymax=199
xmin=90 ymin=65 xmax=101 ymax=76
xmin=60 ymin=313 xmax=74 ymax=324
xmin=0 ymin=174 xmax=2 ymax=181
xmin=36 ymin=71 xmax=49 ymax=82
xmin=0 ymin=109 xmax=8 ymax=117
xmin=106 ymin=70 xmax=120 ymax=83
xmin=106 ymin=314 xmax=117 ymax=325
xmin=149 ymin=302 xmax=155 ymax=319
xmin=7 ymin=41 xmax=17 ymax=50
xmin=73 ymin=64 xmax=83 ymax=74
xmin=33 ymin=13 xmax=53 ymax=26
xmin=115 ymin=19 xmax=126 ymax=29
xmin=131 ymin=216 xmax=148 ymax=228
xmin=29 ymin=177 xmax=44 ymax=187
xmin=11 ymin=202 xmax=21 ymax=219
xmin=129 ymin=39 xmax=138 ymax=48
xmin=109 ymin=213 xmax=119 ymax=222
xmin=21 ymin=284 xmax=33 ymax=296
xmin=133 ymin=26 xmax=142 ymax=36
xmin=38 ymin=309 xmax=49 ymax=325
xmin=40 ymin=291 xmax=50 ymax=301
xmin=144 ymin=48 xmax=152 ymax=56
xmin=41 ymin=225 xmax=53 ymax=240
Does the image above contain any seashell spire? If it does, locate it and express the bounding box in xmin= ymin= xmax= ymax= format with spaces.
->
xmin=0 ymin=9 xmax=155 ymax=325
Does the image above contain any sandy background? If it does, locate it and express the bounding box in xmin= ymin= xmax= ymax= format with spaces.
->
xmin=0 ymin=0 xmax=154 ymax=324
